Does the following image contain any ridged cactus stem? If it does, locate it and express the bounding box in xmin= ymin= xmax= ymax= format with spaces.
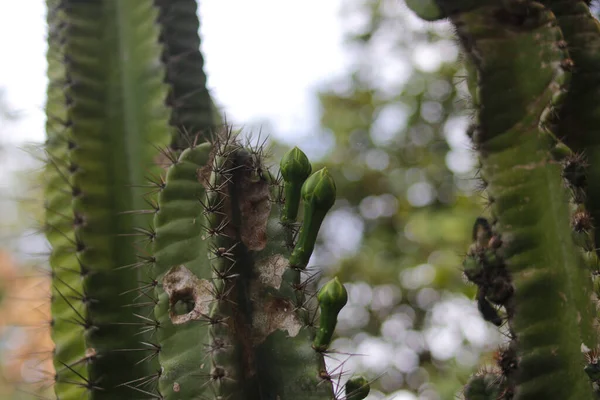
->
xmin=154 ymin=0 xmax=218 ymax=148
xmin=204 ymin=139 xmax=249 ymax=397
xmin=45 ymin=1 xmax=89 ymax=397
xmin=151 ymin=142 xmax=213 ymax=399
xmin=541 ymin=1 xmax=600 ymax=258
xmin=411 ymin=2 xmax=600 ymax=398
xmin=45 ymin=0 xmax=171 ymax=397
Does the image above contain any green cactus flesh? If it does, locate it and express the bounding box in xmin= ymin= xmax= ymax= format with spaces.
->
xmin=145 ymin=133 xmax=344 ymax=399
xmin=45 ymin=0 xmax=171 ymax=398
xmin=447 ymin=2 xmax=597 ymax=398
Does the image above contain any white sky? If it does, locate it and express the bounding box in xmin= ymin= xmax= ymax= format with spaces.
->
xmin=0 ymin=0 xmax=349 ymax=144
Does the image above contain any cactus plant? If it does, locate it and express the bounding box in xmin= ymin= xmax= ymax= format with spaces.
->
xmin=42 ymin=0 xmax=369 ymax=399
xmin=405 ymin=0 xmax=600 ymax=399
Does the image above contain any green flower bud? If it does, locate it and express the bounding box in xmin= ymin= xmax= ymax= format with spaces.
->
xmin=405 ymin=0 xmax=444 ymax=21
xmin=313 ymin=277 xmax=347 ymax=351
xmin=317 ymin=276 xmax=348 ymax=312
xmin=280 ymin=147 xmax=312 ymax=223
xmin=289 ymin=168 xmax=337 ymax=268
xmin=345 ymin=376 xmax=370 ymax=400
xmin=301 ymin=167 xmax=336 ymax=210
xmin=280 ymin=146 xmax=312 ymax=183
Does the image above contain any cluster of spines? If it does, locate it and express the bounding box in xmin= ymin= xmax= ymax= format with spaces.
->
xmin=462 ymin=217 xmax=516 ymax=399
xmin=203 ymin=131 xmax=245 ymax=397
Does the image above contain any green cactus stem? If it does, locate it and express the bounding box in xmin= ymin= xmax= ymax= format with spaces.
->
xmin=542 ymin=0 xmax=600 ymax=257
xmin=154 ymin=0 xmax=220 ymax=149
xmin=44 ymin=0 xmax=171 ymax=397
xmin=429 ymin=1 xmax=599 ymax=398
xmin=150 ymin=142 xmax=213 ymax=399
xmin=289 ymin=167 xmax=336 ymax=269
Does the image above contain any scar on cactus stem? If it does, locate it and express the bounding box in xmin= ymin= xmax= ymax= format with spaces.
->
xmin=313 ymin=276 xmax=348 ymax=351
xmin=289 ymin=167 xmax=336 ymax=269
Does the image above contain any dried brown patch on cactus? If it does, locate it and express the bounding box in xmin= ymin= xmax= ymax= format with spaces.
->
xmin=236 ymin=153 xmax=271 ymax=251
xmin=255 ymin=254 xmax=287 ymax=289
xmin=251 ymin=295 xmax=302 ymax=344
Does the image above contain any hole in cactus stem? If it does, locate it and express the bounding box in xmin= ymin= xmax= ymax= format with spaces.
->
xmin=172 ymin=289 xmax=195 ymax=315
xmin=163 ymin=265 xmax=212 ymax=325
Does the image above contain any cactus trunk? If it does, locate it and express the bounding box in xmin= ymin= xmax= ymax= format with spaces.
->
xmin=406 ymin=0 xmax=600 ymax=398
